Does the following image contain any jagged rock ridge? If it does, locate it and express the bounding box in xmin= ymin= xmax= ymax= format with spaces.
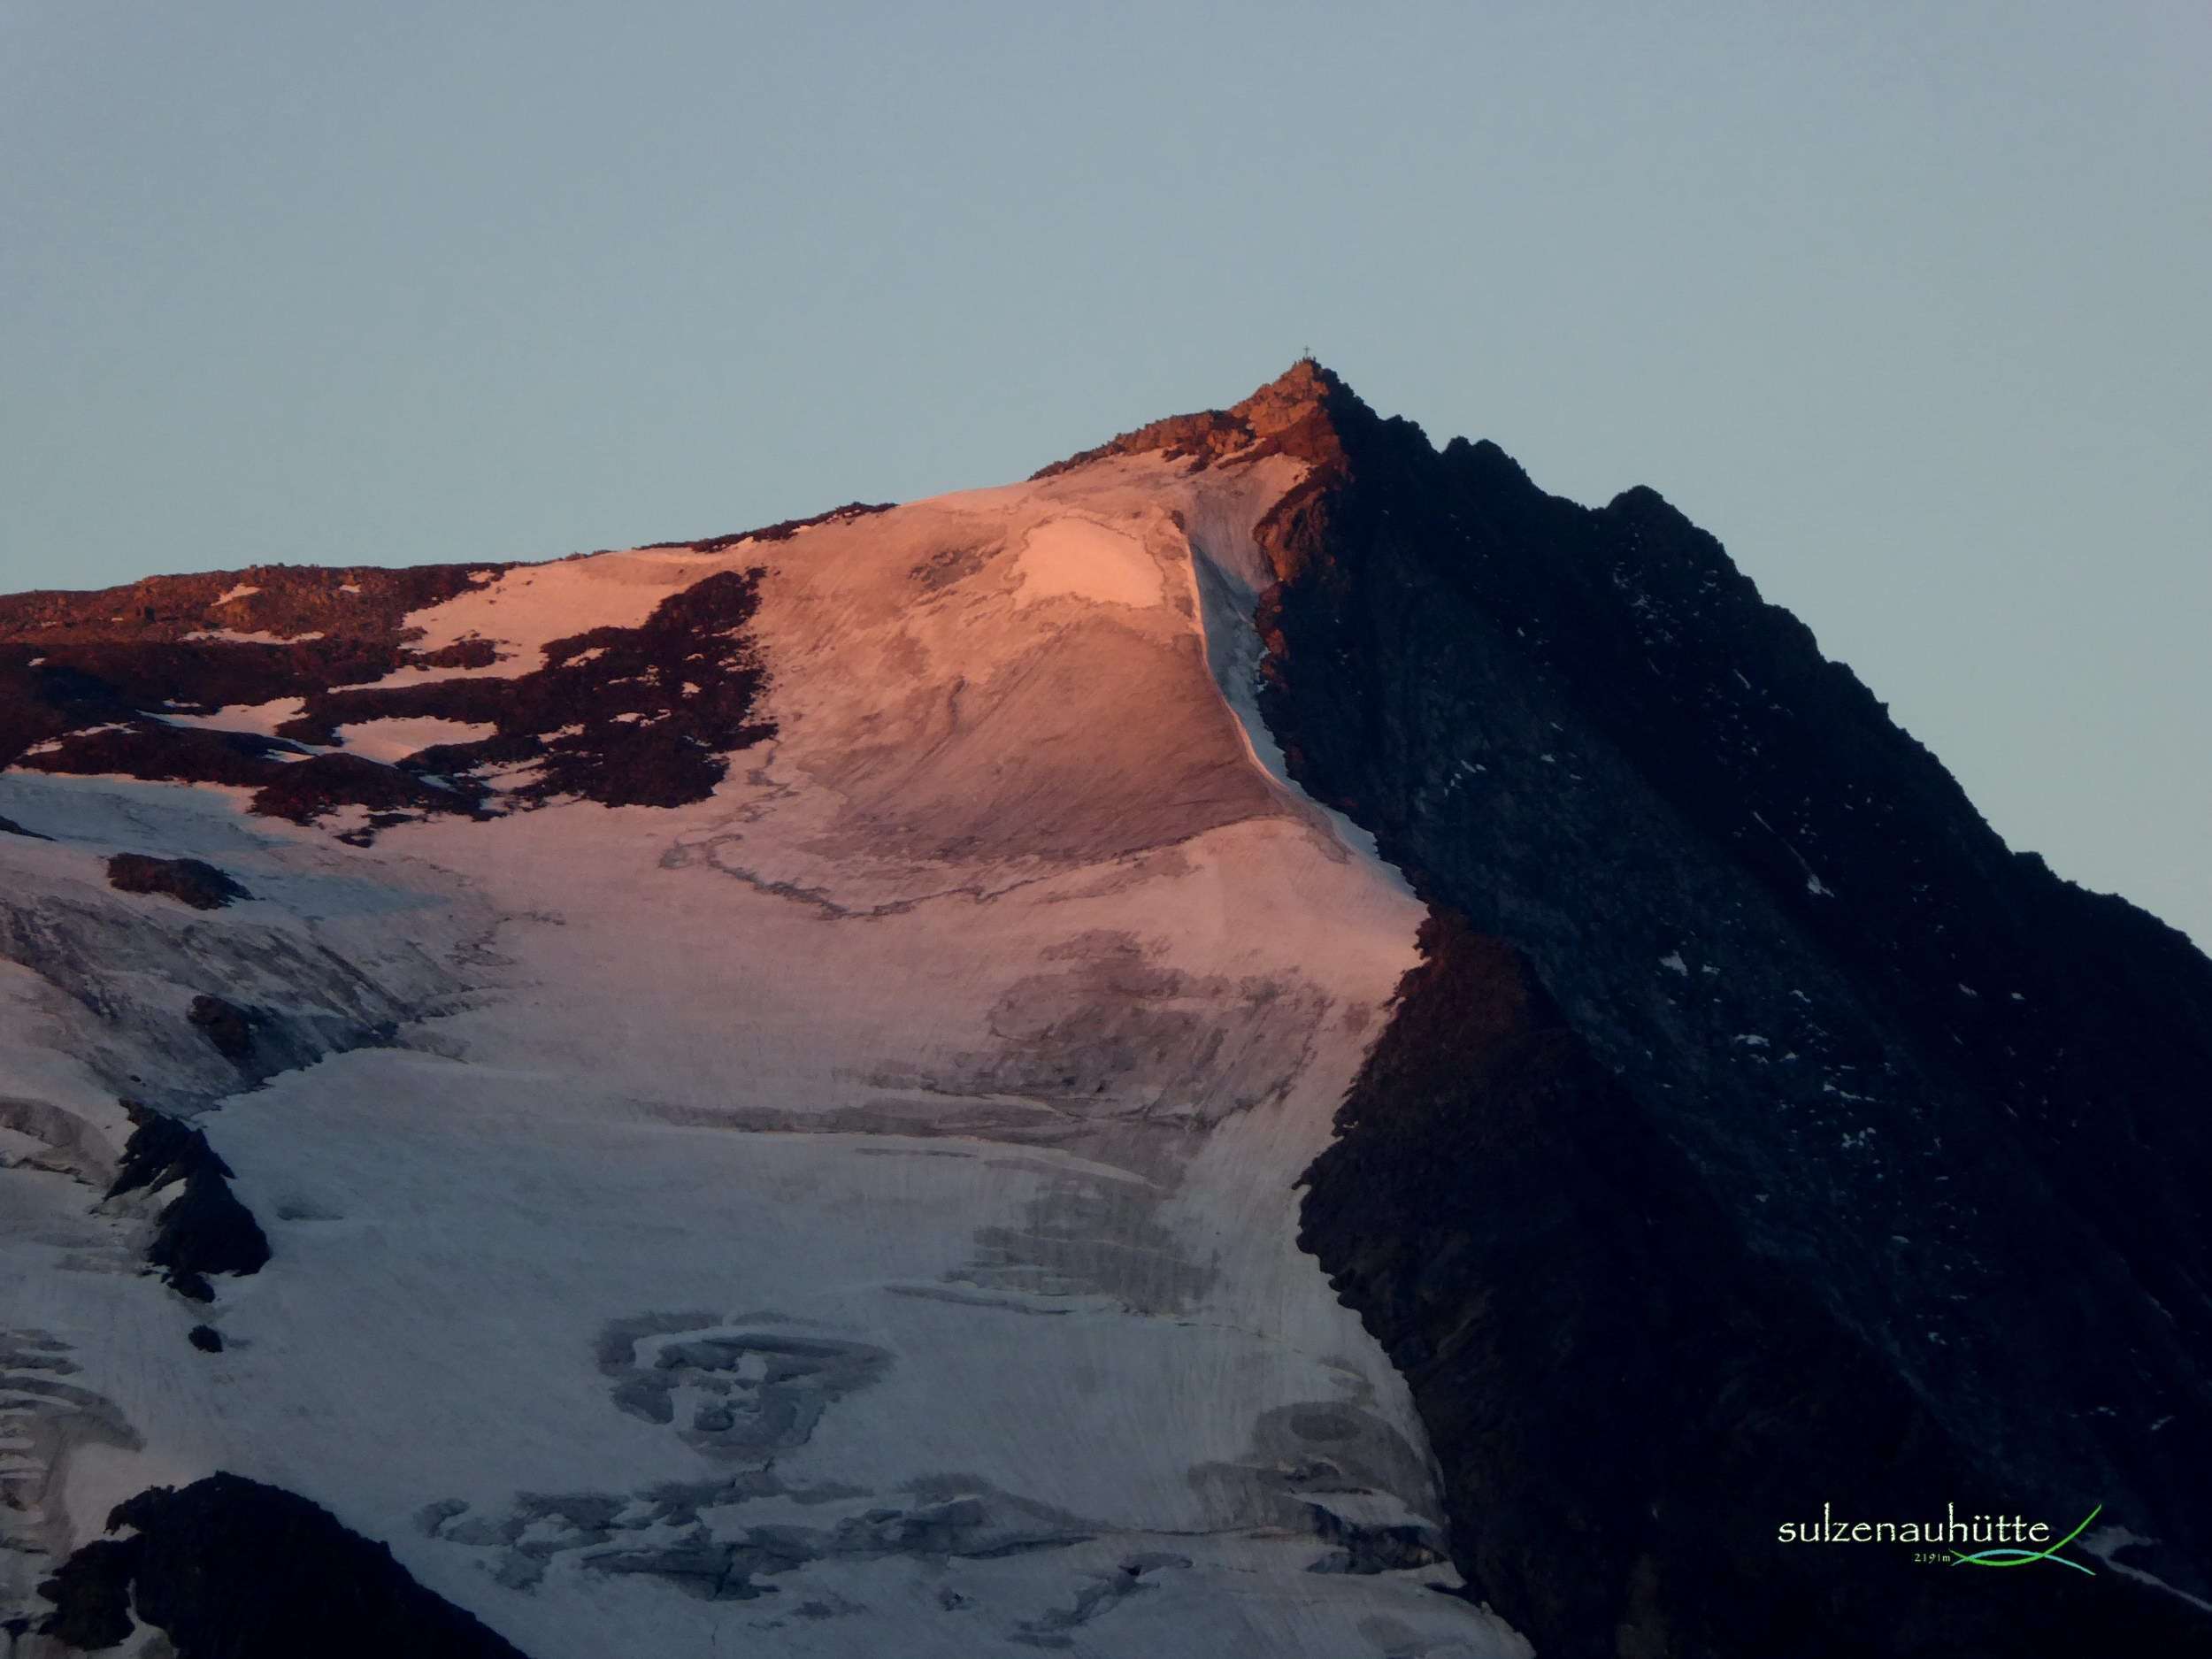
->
xmin=1204 ymin=365 xmax=2212 ymax=1655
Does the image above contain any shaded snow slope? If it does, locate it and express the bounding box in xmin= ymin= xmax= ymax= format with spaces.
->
xmin=0 ymin=449 xmax=1525 ymax=1657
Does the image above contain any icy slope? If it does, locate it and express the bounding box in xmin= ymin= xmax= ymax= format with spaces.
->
xmin=0 ymin=440 xmax=1525 ymax=1656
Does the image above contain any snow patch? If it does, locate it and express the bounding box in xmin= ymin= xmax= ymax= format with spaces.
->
xmin=333 ymin=717 xmax=501 ymax=764
xmin=151 ymin=698 xmax=309 ymax=740
xmin=1012 ymin=517 xmax=1164 ymax=610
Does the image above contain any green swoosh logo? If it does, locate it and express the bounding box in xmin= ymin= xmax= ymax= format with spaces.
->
xmin=1949 ymin=1502 xmax=2101 ymax=1576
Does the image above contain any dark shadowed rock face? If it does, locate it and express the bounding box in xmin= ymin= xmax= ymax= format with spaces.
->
xmin=105 ymin=853 xmax=251 ymax=910
xmin=188 ymin=992 xmax=258 ymax=1062
xmin=34 ymin=1538 xmax=138 ymax=1650
xmin=1302 ymin=917 xmax=2208 ymax=1657
xmin=143 ymin=1158 xmax=271 ymax=1286
xmin=37 ymin=1472 xmax=530 ymax=1657
xmin=108 ymin=1104 xmax=272 ymax=1293
xmin=106 ymin=1105 xmax=234 ymax=1201
xmin=1124 ymin=367 xmax=2212 ymax=1656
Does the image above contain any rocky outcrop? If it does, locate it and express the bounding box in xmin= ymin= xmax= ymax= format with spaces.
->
xmin=3 ymin=541 xmax=783 ymax=838
xmin=187 ymin=993 xmax=259 ymax=1062
xmin=104 ymin=853 xmax=250 ymax=910
xmin=0 ymin=565 xmax=506 ymax=788
xmin=37 ymin=1473 xmax=531 ymax=1656
xmin=33 ymin=1538 xmax=138 ymax=1650
xmin=641 ymin=498 xmax=895 ymax=552
xmin=0 ymin=563 xmax=506 ymax=652
xmin=269 ymin=566 xmax=775 ymax=811
xmin=1033 ymin=357 xmax=1349 ymax=483
xmin=108 ymin=1104 xmax=271 ymax=1296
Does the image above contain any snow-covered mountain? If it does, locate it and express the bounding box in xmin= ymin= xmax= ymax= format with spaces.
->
xmin=3 ymin=364 xmax=2208 ymax=1658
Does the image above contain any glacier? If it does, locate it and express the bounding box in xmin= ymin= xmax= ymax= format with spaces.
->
xmin=0 ymin=435 xmax=1527 ymax=1656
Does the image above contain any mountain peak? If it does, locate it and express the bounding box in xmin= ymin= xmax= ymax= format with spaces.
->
xmin=4 ymin=367 xmax=2210 ymax=1659
xmin=1236 ymin=354 xmax=1345 ymax=423
xmin=1033 ymin=357 xmax=1363 ymax=480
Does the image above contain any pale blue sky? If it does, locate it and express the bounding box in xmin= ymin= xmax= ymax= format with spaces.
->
xmin=4 ymin=2 xmax=2206 ymax=941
